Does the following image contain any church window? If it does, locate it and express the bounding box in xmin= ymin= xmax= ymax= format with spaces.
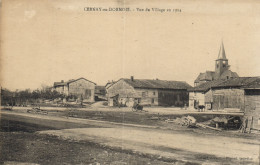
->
xmin=223 ymin=61 xmax=227 ymax=67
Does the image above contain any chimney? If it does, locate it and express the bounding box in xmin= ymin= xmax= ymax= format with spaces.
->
xmin=61 ymin=80 xmax=64 ymax=83
xmin=131 ymin=76 xmax=134 ymax=81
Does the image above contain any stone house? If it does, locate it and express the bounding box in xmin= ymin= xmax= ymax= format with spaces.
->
xmin=53 ymin=77 xmax=96 ymax=102
xmin=107 ymin=77 xmax=191 ymax=107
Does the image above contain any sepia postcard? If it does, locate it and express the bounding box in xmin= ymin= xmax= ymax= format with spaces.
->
xmin=1 ymin=0 xmax=260 ymax=164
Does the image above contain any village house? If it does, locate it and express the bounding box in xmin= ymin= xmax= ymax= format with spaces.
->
xmin=53 ymin=77 xmax=96 ymax=102
xmin=107 ymin=77 xmax=192 ymax=107
xmin=194 ymin=42 xmax=239 ymax=87
xmin=188 ymin=79 xmax=225 ymax=110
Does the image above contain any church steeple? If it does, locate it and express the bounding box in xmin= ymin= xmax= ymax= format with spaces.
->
xmin=215 ymin=42 xmax=229 ymax=78
xmin=217 ymin=41 xmax=227 ymax=60
xmin=194 ymin=41 xmax=239 ymax=86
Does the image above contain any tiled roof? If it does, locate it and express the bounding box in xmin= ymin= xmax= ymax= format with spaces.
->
xmin=53 ymin=82 xmax=66 ymax=87
xmin=195 ymin=70 xmax=239 ymax=83
xmin=240 ymin=77 xmax=260 ymax=89
xmin=219 ymin=70 xmax=239 ymax=79
xmin=211 ymin=77 xmax=260 ymax=88
xmin=122 ymin=79 xmax=192 ymax=90
xmin=194 ymin=71 xmax=215 ymax=83
xmin=54 ymin=77 xmax=96 ymax=87
xmin=188 ymin=79 xmax=225 ymax=92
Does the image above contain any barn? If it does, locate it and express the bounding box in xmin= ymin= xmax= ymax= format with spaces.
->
xmin=209 ymin=77 xmax=259 ymax=110
xmin=53 ymin=77 xmax=96 ymax=102
xmin=106 ymin=77 xmax=191 ymax=107
xmin=209 ymin=77 xmax=260 ymax=131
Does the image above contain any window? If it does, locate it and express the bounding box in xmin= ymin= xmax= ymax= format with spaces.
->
xmin=153 ymin=91 xmax=156 ymax=95
xmin=151 ymin=98 xmax=155 ymax=104
xmin=142 ymin=91 xmax=147 ymax=97
xmin=227 ymin=76 xmax=229 ymax=79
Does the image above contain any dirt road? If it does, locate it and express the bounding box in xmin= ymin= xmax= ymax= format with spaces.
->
xmin=1 ymin=111 xmax=259 ymax=164
xmin=39 ymin=127 xmax=259 ymax=164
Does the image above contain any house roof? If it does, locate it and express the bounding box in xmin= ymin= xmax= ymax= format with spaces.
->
xmin=105 ymin=81 xmax=115 ymax=88
xmin=188 ymin=79 xmax=226 ymax=92
xmin=211 ymin=77 xmax=260 ymax=88
xmin=54 ymin=77 xmax=96 ymax=87
xmin=121 ymin=78 xmax=192 ymax=90
xmin=240 ymin=77 xmax=260 ymax=89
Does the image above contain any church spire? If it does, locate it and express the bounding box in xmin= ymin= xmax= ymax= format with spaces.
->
xmin=217 ymin=41 xmax=227 ymax=60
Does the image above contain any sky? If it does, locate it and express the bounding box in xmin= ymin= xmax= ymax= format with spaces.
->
xmin=1 ymin=0 xmax=260 ymax=90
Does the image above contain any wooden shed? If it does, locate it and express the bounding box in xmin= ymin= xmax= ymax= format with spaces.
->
xmin=210 ymin=77 xmax=259 ymax=111
xmin=243 ymin=78 xmax=260 ymax=131
xmin=209 ymin=77 xmax=260 ymax=131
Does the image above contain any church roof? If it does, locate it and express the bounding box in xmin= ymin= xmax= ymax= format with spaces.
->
xmin=194 ymin=70 xmax=239 ymax=83
xmin=194 ymin=71 xmax=215 ymax=83
xmin=219 ymin=70 xmax=239 ymax=80
xmin=194 ymin=42 xmax=240 ymax=84
xmin=217 ymin=41 xmax=227 ymax=60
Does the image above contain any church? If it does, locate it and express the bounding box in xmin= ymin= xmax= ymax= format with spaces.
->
xmin=194 ymin=42 xmax=239 ymax=87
